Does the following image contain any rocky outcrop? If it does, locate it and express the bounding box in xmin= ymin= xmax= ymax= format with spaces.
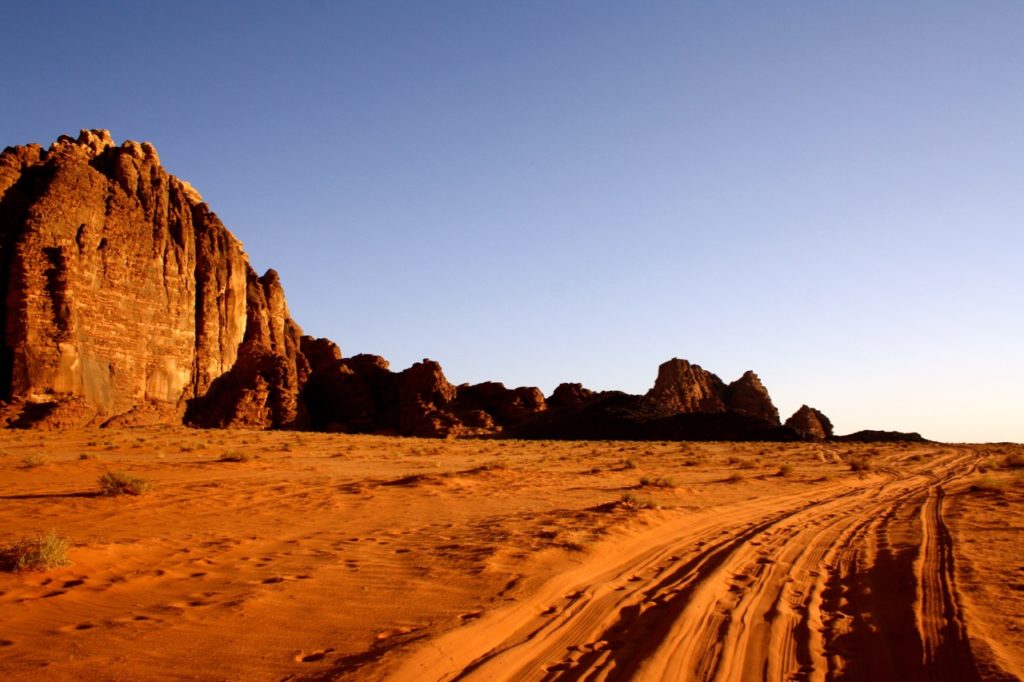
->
xmin=784 ymin=405 xmax=834 ymax=441
xmin=646 ymin=358 xmax=727 ymax=415
xmin=0 ymin=130 xmax=305 ymax=429
xmin=0 ymin=131 xmax=887 ymax=441
xmin=548 ymin=383 xmax=594 ymax=409
xmin=832 ymin=430 xmax=928 ymax=443
xmin=725 ymin=371 xmax=780 ymax=424
xmin=456 ymin=382 xmax=547 ymax=427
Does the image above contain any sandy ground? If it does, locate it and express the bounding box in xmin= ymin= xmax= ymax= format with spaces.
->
xmin=0 ymin=428 xmax=1021 ymax=681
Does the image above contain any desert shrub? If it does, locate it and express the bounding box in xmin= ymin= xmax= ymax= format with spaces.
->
xmin=726 ymin=456 xmax=741 ymax=465
xmin=639 ymin=476 xmax=676 ymax=488
xmin=478 ymin=459 xmax=509 ymax=471
xmin=622 ymin=458 xmax=638 ymax=470
xmin=1 ymin=531 xmax=71 ymax=572
xmin=218 ymin=451 xmax=255 ymax=463
xmin=776 ymin=464 xmax=793 ymax=477
xmin=20 ymin=454 xmax=46 ymax=469
xmin=78 ymin=453 xmax=99 ymax=461
xmin=98 ymin=471 xmax=152 ymax=496
xmin=618 ymin=492 xmax=655 ymax=510
xmin=849 ymin=456 xmax=872 ymax=472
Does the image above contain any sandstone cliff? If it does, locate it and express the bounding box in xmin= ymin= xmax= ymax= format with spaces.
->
xmin=0 ymin=130 xmax=303 ymax=428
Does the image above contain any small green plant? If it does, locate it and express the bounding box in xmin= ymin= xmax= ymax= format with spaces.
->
xmin=20 ymin=454 xmax=46 ymax=469
xmin=98 ymin=471 xmax=152 ymax=496
xmin=1 ymin=531 xmax=71 ymax=572
xmin=218 ymin=451 xmax=255 ymax=463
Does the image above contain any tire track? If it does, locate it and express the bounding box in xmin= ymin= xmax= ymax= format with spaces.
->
xmin=389 ymin=450 xmax=998 ymax=681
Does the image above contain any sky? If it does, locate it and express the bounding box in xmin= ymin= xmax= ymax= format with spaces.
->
xmin=2 ymin=1 xmax=1022 ymax=442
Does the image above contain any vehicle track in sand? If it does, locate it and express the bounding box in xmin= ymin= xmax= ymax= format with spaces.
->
xmin=389 ymin=450 xmax=1008 ymax=681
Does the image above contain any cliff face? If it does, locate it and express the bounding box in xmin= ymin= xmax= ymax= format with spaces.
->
xmin=0 ymin=130 xmax=300 ymax=428
xmin=0 ymin=130 xmax=845 ymax=441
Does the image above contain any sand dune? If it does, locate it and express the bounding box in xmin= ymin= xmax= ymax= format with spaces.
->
xmin=0 ymin=429 xmax=1020 ymax=680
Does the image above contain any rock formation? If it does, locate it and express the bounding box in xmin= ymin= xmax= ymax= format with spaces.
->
xmin=0 ymin=130 xmax=296 ymax=427
xmin=784 ymin=405 xmax=834 ymax=441
xmin=0 ymin=130 xmax=871 ymax=441
xmin=646 ymin=358 xmax=727 ymax=414
xmin=725 ymin=371 xmax=780 ymax=424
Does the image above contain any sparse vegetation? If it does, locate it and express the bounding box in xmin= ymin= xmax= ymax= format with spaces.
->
xmin=98 ymin=470 xmax=152 ymax=496
xmin=218 ymin=451 xmax=255 ymax=463
xmin=849 ymin=456 xmax=872 ymax=472
xmin=1 ymin=531 xmax=71 ymax=572
xmin=20 ymin=454 xmax=46 ymax=469
xmin=618 ymin=492 xmax=656 ymax=510
xmin=639 ymin=475 xmax=676 ymax=488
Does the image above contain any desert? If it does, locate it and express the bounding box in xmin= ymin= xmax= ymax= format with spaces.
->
xmin=2 ymin=431 xmax=1022 ymax=680
xmin=3 ymin=3 xmax=1023 ymax=678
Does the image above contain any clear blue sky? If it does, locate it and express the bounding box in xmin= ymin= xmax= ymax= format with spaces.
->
xmin=3 ymin=2 xmax=1022 ymax=442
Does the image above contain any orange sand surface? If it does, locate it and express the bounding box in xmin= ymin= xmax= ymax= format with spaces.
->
xmin=1 ymin=429 xmax=1021 ymax=680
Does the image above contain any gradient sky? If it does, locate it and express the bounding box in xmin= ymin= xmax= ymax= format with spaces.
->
xmin=3 ymin=2 xmax=1022 ymax=442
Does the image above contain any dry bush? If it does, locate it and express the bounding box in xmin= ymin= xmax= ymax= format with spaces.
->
xmin=98 ymin=471 xmax=152 ymax=496
xmin=776 ymin=464 xmax=794 ymax=477
xmin=1 ymin=531 xmax=71 ymax=572
xmin=639 ymin=476 xmax=676 ymax=488
xmin=218 ymin=451 xmax=255 ymax=463
xmin=20 ymin=454 xmax=46 ymax=469
xmin=618 ymin=492 xmax=656 ymax=510
xmin=849 ymin=456 xmax=872 ymax=472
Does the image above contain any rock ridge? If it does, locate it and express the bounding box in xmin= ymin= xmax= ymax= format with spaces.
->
xmin=0 ymin=130 xmax=890 ymax=440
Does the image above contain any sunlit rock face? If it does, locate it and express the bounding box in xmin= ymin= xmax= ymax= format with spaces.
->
xmin=646 ymin=358 xmax=728 ymax=414
xmin=0 ymin=130 xmax=299 ymax=428
xmin=725 ymin=371 xmax=780 ymax=425
xmin=785 ymin=405 xmax=834 ymax=440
